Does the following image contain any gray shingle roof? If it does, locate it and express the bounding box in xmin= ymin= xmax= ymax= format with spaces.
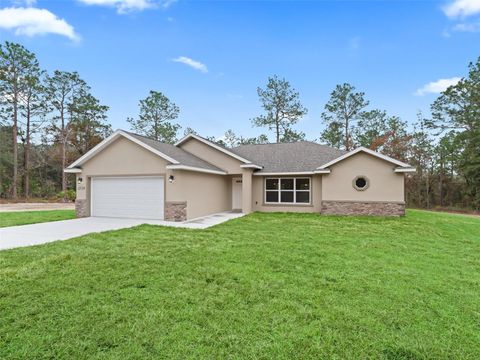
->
xmin=126 ymin=132 xmax=224 ymax=172
xmin=127 ymin=132 xmax=346 ymax=174
xmin=231 ymin=141 xmax=347 ymax=173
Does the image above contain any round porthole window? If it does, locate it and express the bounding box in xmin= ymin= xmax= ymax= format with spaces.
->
xmin=353 ymin=176 xmax=369 ymax=191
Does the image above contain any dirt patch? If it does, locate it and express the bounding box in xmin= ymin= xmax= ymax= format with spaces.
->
xmin=0 ymin=198 xmax=73 ymax=204
xmin=430 ymin=207 xmax=480 ymax=217
xmin=412 ymin=207 xmax=480 ymax=218
xmin=0 ymin=203 xmax=75 ymax=212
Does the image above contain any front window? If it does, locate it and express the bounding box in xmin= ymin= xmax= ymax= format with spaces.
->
xmin=265 ymin=178 xmax=311 ymax=204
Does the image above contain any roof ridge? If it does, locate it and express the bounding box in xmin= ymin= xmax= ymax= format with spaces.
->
xmin=124 ymin=130 xmax=226 ymax=172
xmin=234 ymin=140 xmax=310 ymax=146
xmin=123 ymin=130 xmax=171 ymax=144
xmin=125 ymin=130 xmax=340 ymax=152
xmin=233 ymin=140 xmax=341 ymax=150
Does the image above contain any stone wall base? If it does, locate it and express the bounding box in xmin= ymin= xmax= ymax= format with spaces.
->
xmin=75 ymin=199 xmax=89 ymax=218
xmin=165 ymin=201 xmax=187 ymax=222
xmin=321 ymin=201 xmax=405 ymax=216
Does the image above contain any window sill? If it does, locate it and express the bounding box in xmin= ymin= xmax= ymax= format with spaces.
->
xmin=262 ymin=203 xmax=313 ymax=207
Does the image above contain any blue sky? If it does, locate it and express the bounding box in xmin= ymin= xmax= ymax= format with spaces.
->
xmin=0 ymin=0 xmax=479 ymax=141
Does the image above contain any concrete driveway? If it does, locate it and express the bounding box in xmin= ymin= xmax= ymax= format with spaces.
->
xmin=0 ymin=212 xmax=244 ymax=251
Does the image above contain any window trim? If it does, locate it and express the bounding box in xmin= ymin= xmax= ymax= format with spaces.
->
xmin=264 ymin=177 xmax=311 ymax=205
xmin=352 ymin=175 xmax=369 ymax=191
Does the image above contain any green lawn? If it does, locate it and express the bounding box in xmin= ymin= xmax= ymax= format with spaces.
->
xmin=0 ymin=210 xmax=76 ymax=228
xmin=1 ymin=210 xmax=479 ymax=359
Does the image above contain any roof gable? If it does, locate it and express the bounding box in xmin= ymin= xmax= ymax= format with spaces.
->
xmin=175 ymin=134 xmax=253 ymax=164
xmin=316 ymin=147 xmax=412 ymax=169
xmin=126 ymin=132 xmax=226 ymax=173
xmin=67 ymin=130 xmax=226 ymax=175
xmin=67 ymin=130 xmax=179 ymax=169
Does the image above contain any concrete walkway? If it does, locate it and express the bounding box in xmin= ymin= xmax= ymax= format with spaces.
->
xmin=0 ymin=212 xmax=244 ymax=251
xmin=0 ymin=202 xmax=75 ymax=212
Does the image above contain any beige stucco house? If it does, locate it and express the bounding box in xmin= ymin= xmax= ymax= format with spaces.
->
xmin=65 ymin=130 xmax=416 ymax=221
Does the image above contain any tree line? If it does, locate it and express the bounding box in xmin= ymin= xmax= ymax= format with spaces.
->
xmin=0 ymin=42 xmax=111 ymax=200
xmin=1 ymin=41 xmax=478 ymax=210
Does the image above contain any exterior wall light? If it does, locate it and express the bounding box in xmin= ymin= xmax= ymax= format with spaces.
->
xmin=78 ymin=177 xmax=83 ymax=184
xmin=168 ymin=175 xmax=175 ymax=183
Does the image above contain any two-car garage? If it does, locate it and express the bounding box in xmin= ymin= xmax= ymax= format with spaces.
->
xmin=91 ymin=176 xmax=165 ymax=220
xmin=67 ymin=131 xmax=234 ymax=221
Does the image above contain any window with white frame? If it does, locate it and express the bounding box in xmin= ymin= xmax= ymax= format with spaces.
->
xmin=265 ymin=178 xmax=311 ymax=204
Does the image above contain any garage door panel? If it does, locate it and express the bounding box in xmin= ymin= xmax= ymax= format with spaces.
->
xmin=91 ymin=177 xmax=164 ymax=220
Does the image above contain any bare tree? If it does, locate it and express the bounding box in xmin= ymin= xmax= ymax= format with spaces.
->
xmin=45 ymin=71 xmax=88 ymax=198
xmin=0 ymin=42 xmax=39 ymax=198
xmin=19 ymin=65 xmax=48 ymax=198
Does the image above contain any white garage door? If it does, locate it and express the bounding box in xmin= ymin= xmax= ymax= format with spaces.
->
xmin=91 ymin=176 xmax=164 ymax=220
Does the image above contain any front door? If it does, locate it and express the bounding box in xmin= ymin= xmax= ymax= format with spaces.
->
xmin=232 ymin=178 xmax=242 ymax=210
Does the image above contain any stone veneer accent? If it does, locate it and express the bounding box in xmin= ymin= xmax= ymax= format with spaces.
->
xmin=165 ymin=201 xmax=187 ymax=222
xmin=75 ymin=199 xmax=89 ymax=218
xmin=321 ymin=201 xmax=405 ymax=216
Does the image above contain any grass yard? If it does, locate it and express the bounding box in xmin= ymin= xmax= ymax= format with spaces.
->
xmin=0 ymin=210 xmax=76 ymax=228
xmin=0 ymin=210 xmax=479 ymax=359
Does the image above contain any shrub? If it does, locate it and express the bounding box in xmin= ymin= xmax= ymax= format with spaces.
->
xmin=56 ymin=190 xmax=76 ymax=202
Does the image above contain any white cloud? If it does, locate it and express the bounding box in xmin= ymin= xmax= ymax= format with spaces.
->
xmin=453 ymin=21 xmax=480 ymax=32
xmin=162 ymin=0 xmax=177 ymax=8
xmin=0 ymin=7 xmax=79 ymax=40
xmin=442 ymin=28 xmax=452 ymax=37
xmin=79 ymin=0 xmax=154 ymax=13
xmin=78 ymin=0 xmax=176 ymax=13
xmin=442 ymin=21 xmax=480 ymax=37
xmin=12 ymin=0 xmax=37 ymax=6
xmin=172 ymin=56 xmax=208 ymax=73
xmin=443 ymin=0 xmax=480 ymax=18
xmin=414 ymin=77 xmax=461 ymax=96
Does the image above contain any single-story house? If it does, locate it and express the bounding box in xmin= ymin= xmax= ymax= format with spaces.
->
xmin=65 ymin=130 xmax=416 ymax=221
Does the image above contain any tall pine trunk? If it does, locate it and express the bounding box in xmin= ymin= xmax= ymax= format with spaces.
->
xmin=275 ymin=111 xmax=280 ymax=143
xmin=61 ymin=114 xmax=67 ymax=201
xmin=345 ymin=118 xmax=350 ymax=151
xmin=24 ymin=106 xmax=31 ymax=199
xmin=439 ymin=159 xmax=444 ymax=207
xmin=426 ymin=168 xmax=430 ymax=209
xmin=62 ymin=138 xmax=66 ymax=192
xmin=12 ymin=99 xmax=18 ymax=199
xmin=61 ymin=130 xmax=67 ymax=200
